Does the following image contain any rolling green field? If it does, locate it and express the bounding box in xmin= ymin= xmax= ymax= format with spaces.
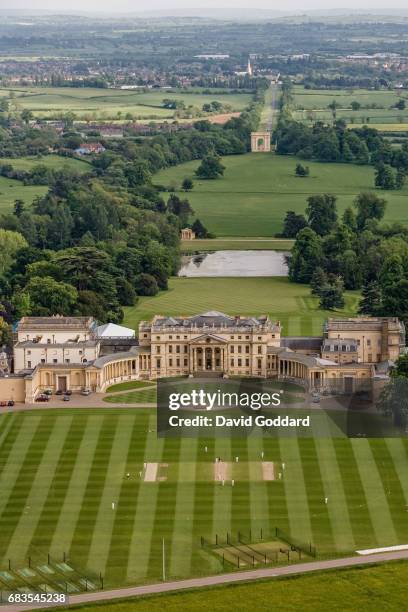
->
xmin=154 ymin=153 xmax=408 ymax=236
xmin=57 ymin=562 xmax=408 ymax=611
xmin=292 ymin=85 xmax=408 ymax=128
xmin=0 ymin=154 xmax=90 ymax=173
xmin=0 ymin=177 xmax=47 ymax=214
xmin=3 ymin=87 xmax=252 ymax=120
xmin=1 ymin=408 xmax=408 ymax=591
xmin=123 ymin=277 xmax=359 ymax=336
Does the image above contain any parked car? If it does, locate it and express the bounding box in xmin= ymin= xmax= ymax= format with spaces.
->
xmin=43 ymin=389 xmax=53 ymax=396
xmin=65 ymin=389 xmax=72 ymax=396
xmin=55 ymin=389 xmax=62 ymax=396
xmin=0 ymin=401 xmax=7 ymax=407
xmin=311 ymin=392 xmax=320 ymax=404
xmin=7 ymin=400 xmax=14 ymax=407
xmin=81 ymin=389 xmax=91 ymax=396
xmin=36 ymin=394 xmax=49 ymax=402
xmin=62 ymin=395 xmax=70 ymax=401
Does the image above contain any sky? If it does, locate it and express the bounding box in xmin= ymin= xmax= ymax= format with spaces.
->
xmin=4 ymin=1 xmax=408 ymax=13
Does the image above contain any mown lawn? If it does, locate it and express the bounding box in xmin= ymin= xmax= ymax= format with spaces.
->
xmin=62 ymin=561 xmax=408 ymax=611
xmin=106 ymin=381 xmax=155 ymax=394
xmin=154 ymin=153 xmax=408 ymax=236
xmin=104 ymin=388 xmax=157 ymax=404
xmin=1 ymin=408 xmax=408 ymax=592
xmin=123 ymin=277 xmax=360 ymax=337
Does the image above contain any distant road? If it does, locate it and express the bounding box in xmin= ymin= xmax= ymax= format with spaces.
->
xmin=4 ymin=549 xmax=408 ymax=611
xmin=266 ymin=82 xmax=277 ymax=132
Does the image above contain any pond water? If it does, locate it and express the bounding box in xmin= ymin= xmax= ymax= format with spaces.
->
xmin=178 ymin=250 xmax=289 ymax=277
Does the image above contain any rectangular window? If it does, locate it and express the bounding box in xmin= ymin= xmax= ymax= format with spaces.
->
xmin=184 ymin=358 xmax=188 ymax=366
xmin=176 ymin=358 xmax=180 ymax=366
xmin=156 ymin=359 xmax=161 ymax=368
xmin=368 ymin=354 xmax=372 ymax=363
xmin=169 ymin=358 xmax=173 ymax=366
xmin=176 ymin=345 xmax=180 ymax=353
xmin=258 ymin=346 xmax=262 ymax=354
xmin=230 ymin=359 xmax=234 ymax=367
xmin=238 ymin=346 xmax=242 ymax=353
xmin=27 ymin=361 xmax=31 ymax=368
xmin=245 ymin=345 xmax=249 ymax=353
xmin=231 ymin=346 xmax=234 ymax=353
xmin=53 ymin=359 xmax=57 ymax=364
xmin=367 ymin=339 xmax=371 ymax=347
xmin=41 ymin=358 xmax=45 ymax=363
xmin=238 ymin=358 xmax=242 ymax=366
xmin=156 ymin=345 xmax=161 ymax=353
xmin=258 ymin=358 xmax=262 ymax=369
xmin=246 ymin=359 xmax=249 ymax=366
xmin=184 ymin=345 xmax=188 ymax=353
xmin=169 ymin=345 xmax=173 ymax=353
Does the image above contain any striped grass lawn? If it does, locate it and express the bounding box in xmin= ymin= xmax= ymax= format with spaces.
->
xmin=123 ymin=277 xmax=360 ymax=336
xmin=0 ymin=408 xmax=408 ymax=589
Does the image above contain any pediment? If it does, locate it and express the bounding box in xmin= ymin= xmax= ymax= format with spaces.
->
xmin=189 ymin=334 xmax=228 ymax=345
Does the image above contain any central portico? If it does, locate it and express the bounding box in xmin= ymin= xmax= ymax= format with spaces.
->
xmin=190 ymin=334 xmax=228 ymax=373
xmin=139 ymin=311 xmax=281 ymax=379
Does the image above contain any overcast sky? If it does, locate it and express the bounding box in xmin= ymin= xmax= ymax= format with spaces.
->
xmin=4 ymin=1 xmax=408 ymax=13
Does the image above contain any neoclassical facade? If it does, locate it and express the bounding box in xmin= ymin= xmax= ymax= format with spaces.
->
xmin=0 ymin=313 xmax=405 ymax=403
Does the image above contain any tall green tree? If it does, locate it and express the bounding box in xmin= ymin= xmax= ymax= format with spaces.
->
xmin=306 ymin=194 xmax=337 ymax=236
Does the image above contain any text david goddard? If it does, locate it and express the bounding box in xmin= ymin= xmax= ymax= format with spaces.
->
xmin=168 ymin=414 xmax=310 ymax=428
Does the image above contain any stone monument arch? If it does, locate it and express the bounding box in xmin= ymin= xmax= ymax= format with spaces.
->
xmin=251 ymin=131 xmax=271 ymax=152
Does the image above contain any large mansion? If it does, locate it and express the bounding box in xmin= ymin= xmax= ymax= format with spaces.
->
xmin=0 ymin=312 xmax=405 ymax=403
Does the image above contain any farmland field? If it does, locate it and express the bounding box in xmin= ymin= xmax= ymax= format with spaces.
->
xmin=1 ymin=408 xmax=407 ymax=590
xmin=123 ymin=277 xmax=360 ymax=336
xmin=2 ymin=87 xmax=252 ymax=120
xmin=292 ymin=85 xmax=408 ymax=128
xmin=154 ymin=153 xmax=408 ymax=236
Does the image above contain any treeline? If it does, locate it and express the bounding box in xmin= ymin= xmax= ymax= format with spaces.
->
xmin=286 ymin=192 xmax=408 ymax=320
xmin=275 ymin=117 xmax=408 ymax=180
xmin=275 ymin=81 xmax=408 ymax=176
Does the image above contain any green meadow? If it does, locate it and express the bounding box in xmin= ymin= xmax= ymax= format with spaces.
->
xmin=154 ymin=153 xmax=408 ymax=236
xmin=0 ymin=177 xmax=47 ymax=214
xmin=1 ymin=408 xmax=408 ymax=590
xmin=0 ymin=154 xmax=90 ymax=173
xmin=123 ymin=277 xmax=360 ymax=336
